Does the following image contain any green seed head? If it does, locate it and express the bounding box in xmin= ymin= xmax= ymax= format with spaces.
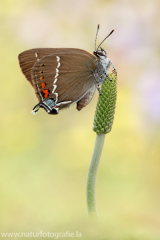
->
xmin=93 ymin=72 xmax=117 ymax=134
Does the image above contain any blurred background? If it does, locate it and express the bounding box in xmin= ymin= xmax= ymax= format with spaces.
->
xmin=0 ymin=0 xmax=160 ymax=239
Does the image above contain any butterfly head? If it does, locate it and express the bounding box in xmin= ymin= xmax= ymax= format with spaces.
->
xmin=94 ymin=25 xmax=114 ymax=59
xmin=93 ymin=47 xmax=107 ymax=59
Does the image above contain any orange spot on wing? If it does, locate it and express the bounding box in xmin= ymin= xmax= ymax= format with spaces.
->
xmin=41 ymin=76 xmax=44 ymax=80
xmin=41 ymin=82 xmax=45 ymax=89
xmin=42 ymin=89 xmax=50 ymax=98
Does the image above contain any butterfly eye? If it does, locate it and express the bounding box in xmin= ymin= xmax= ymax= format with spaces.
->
xmin=97 ymin=52 xmax=105 ymax=56
xmin=93 ymin=50 xmax=105 ymax=57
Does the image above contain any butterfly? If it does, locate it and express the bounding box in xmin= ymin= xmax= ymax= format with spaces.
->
xmin=18 ymin=25 xmax=117 ymax=115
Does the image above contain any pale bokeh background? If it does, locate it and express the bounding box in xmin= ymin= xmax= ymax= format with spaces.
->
xmin=1 ymin=0 xmax=160 ymax=239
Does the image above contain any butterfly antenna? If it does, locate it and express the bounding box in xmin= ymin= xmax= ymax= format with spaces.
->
xmin=95 ymin=24 xmax=100 ymax=51
xmin=97 ymin=29 xmax=115 ymax=50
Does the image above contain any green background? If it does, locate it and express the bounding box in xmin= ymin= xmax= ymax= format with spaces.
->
xmin=0 ymin=0 xmax=160 ymax=239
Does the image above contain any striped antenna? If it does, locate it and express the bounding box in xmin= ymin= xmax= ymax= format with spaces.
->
xmin=95 ymin=24 xmax=100 ymax=51
xmin=97 ymin=29 xmax=115 ymax=50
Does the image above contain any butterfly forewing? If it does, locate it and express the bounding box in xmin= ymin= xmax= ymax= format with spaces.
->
xmin=18 ymin=48 xmax=95 ymax=85
xmin=31 ymin=50 xmax=97 ymax=109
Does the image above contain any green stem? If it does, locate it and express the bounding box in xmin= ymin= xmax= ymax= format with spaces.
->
xmin=86 ymin=73 xmax=117 ymax=217
xmin=86 ymin=133 xmax=105 ymax=216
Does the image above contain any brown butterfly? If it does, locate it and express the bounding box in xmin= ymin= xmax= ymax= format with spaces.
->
xmin=18 ymin=25 xmax=117 ymax=115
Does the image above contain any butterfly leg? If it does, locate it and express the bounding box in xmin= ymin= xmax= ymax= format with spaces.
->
xmin=93 ymin=74 xmax=102 ymax=95
xmin=106 ymin=75 xmax=112 ymax=81
xmin=97 ymin=84 xmax=101 ymax=95
xmin=108 ymin=58 xmax=117 ymax=75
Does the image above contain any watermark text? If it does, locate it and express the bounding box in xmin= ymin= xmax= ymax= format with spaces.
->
xmin=1 ymin=231 xmax=82 ymax=238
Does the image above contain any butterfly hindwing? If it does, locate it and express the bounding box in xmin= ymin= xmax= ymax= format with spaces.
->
xmin=31 ymin=51 xmax=97 ymax=110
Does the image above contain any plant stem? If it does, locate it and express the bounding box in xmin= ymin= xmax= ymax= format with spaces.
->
xmin=86 ymin=133 xmax=105 ymax=216
xmin=86 ymin=73 xmax=117 ymax=217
